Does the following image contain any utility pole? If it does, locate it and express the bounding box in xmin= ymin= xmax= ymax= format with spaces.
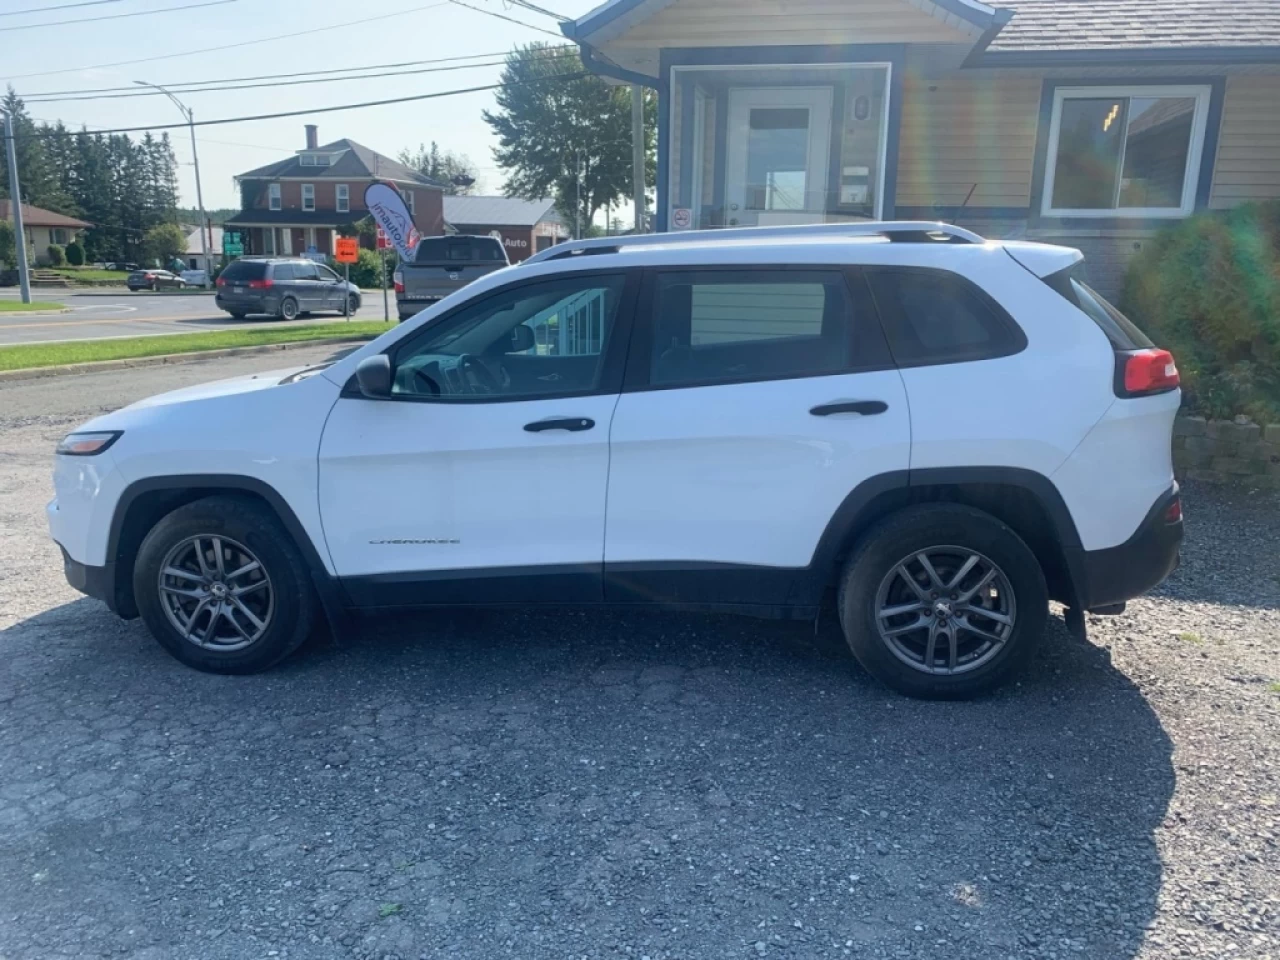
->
xmin=134 ymin=81 xmax=210 ymax=278
xmin=631 ymin=85 xmax=646 ymax=232
xmin=2 ymin=110 xmax=32 ymax=304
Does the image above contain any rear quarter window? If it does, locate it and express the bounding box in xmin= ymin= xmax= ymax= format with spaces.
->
xmin=1042 ymin=266 xmax=1154 ymax=349
xmin=219 ymin=260 xmax=267 ymax=282
xmin=865 ymin=268 xmax=1027 ymax=366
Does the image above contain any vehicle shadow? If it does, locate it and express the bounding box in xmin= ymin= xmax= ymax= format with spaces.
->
xmin=0 ymin=601 xmax=1172 ymax=959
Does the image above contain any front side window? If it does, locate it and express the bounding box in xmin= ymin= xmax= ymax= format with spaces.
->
xmin=391 ymin=275 xmax=625 ymax=400
xmin=649 ymin=270 xmax=852 ymax=386
xmin=316 ymin=264 xmax=341 ymax=282
xmin=302 ymin=183 xmax=315 ymax=212
xmin=1044 ymin=85 xmax=1211 ymax=217
xmin=268 ymin=182 xmax=282 ymax=210
xmin=866 ymin=268 xmax=1024 ymax=366
xmin=335 ymin=183 xmax=349 ymax=213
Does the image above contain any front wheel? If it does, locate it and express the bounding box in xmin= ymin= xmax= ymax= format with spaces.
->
xmin=133 ymin=495 xmax=317 ymax=674
xmin=346 ymin=293 xmax=360 ymax=314
xmin=838 ymin=504 xmax=1048 ymax=700
xmin=279 ymin=296 xmax=299 ymax=321
xmin=226 ymin=310 xmax=247 ymax=320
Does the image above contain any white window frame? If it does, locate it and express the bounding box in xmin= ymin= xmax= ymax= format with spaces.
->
xmin=1041 ymin=84 xmax=1212 ymax=219
xmin=336 ymin=183 xmax=350 ymax=213
xmin=269 ymin=182 xmax=282 ymax=211
xmin=400 ymin=187 xmax=415 ymax=214
xmin=302 ymin=183 xmax=315 ymax=212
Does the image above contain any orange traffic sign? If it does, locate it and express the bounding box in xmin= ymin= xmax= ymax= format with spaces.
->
xmin=335 ymin=237 xmax=359 ymax=263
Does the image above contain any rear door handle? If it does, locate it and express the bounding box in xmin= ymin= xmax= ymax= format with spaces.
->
xmin=524 ymin=417 xmax=595 ymax=433
xmin=810 ymin=400 xmax=888 ymax=417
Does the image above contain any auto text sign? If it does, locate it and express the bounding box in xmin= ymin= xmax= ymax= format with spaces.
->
xmin=334 ymin=237 xmax=359 ymax=263
xmin=364 ymin=182 xmax=421 ymax=262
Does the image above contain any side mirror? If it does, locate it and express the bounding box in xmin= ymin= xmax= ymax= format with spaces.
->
xmin=508 ymin=324 xmax=535 ymax=353
xmin=354 ymin=354 xmax=392 ymax=399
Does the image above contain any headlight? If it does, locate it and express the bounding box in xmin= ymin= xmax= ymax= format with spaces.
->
xmin=55 ymin=431 xmax=122 ymax=456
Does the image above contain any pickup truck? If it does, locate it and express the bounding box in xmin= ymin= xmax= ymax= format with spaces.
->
xmin=393 ymin=235 xmax=509 ymax=321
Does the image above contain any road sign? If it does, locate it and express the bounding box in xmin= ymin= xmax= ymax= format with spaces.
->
xmin=334 ymin=237 xmax=359 ymax=263
xmin=222 ymin=230 xmax=243 ymax=257
xmin=671 ymin=208 xmax=692 ymax=230
xmin=376 ymin=226 xmax=390 ymax=251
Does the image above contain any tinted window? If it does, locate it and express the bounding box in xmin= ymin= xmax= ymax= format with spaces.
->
xmin=1042 ymin=266 xmax=1153 ymax=349
xmin=271 ymin=263 xmax=297 ymax=282
xmin=649 ymin=270 xmax=852 ymax=386
xmin=392 ymin=275 xmax=626 ymax=400
xmin=866 ymin=269 xmax=1024 ymax=365
xmin=414 ymin=238 xmax=474 ymax=263
xmin=474 ymin=238 xmax=506 ymax=261
xmin=292 ymin=261 xmax=319 ymax=281
xmin=315 ymin=264 xmax=340 ymax=282
xmin=220 ymin=260 xmax=267 ymax=282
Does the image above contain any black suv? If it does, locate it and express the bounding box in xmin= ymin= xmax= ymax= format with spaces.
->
xmin=215 ymin=258 xmax=362 ymax=321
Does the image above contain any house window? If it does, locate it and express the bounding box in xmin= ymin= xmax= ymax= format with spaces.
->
xmin=269 ymin=182 xmax=281 ymax=210
xmin=1043 ymin=85 xmax=1212 ymax=218
xmin=300 ymin=154 xmax=315 ymax=167
xmin=336 ymin=183 xmax=349 ymax=213
xmin=50 ymin=228 xmax=69 ymax=245
xmin=400 ymin=188 xmax=415 ymax=214
xmin=264 ymin=228 xmax=276 ymax=256
xmin=302 ymin=183 xmax=315 ymax=212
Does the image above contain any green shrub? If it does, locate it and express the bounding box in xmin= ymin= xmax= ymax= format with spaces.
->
xmin=0 ymin=220 xmax=15 ymax=268
xmin=348 ymin=247 xmax=397 ymax=288
xmin=1120 ymin=201 xmax=1280 ymax=422
xmin=64 ymin=240 xmax=85 ymax=266
xmin=46 ymin=244 xmax=66 ymax=267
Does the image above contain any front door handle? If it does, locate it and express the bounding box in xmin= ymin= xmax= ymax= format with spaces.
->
xmin=524 ymin=417 xmax=595 ymax=433
xmin=810 ymin=400 xmax=888 ymax=417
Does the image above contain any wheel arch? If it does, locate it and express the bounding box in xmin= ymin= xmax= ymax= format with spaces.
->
xmin=107 ymin=475 xmax=336 ymax=620
xmin=808 ymin=467 xmax=1085 ymax=608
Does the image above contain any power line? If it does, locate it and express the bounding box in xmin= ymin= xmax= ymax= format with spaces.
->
xmin=447 ymin=0 xmax=565 ymax=38
xmin=29 ymin=115 xmax=296 ymax=153
xmin=3 ymin=1 xmax=449 ymax=80
xmin=503 ymin=0 xmax=569 ymax=21
xmin=1 ymin=0 xmax=121 ymax=16
xmin=0 ymin=0 xmax=234 ymax=32
xmin=16 ymin=72 xmax=586 ymax=140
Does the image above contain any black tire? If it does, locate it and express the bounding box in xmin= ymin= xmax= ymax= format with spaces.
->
xmin=346 ymin=293 xmax=360 ymax=314
xmin=227 ymin=311 xmax=247 ymax=320
xmin=837 ymin=504 xmax=1048 ymax=700
xmin=279 ymin=296 xmax=299 ymax=321
xmin=133 ymin=495 xmax=317 ymax=674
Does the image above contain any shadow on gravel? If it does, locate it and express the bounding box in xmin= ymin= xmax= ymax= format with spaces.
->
xmin=0 ymin=601 xmax=1173 ymax=960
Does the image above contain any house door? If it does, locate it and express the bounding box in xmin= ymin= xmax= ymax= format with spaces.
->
xmin=724 ymin=86 xmax=832 ymax=227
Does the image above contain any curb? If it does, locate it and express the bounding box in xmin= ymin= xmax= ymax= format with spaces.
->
xmin=0 ymin=307 xmax=72 ymax=315
xmin=0 ymin=335 xmax=374 ymax=384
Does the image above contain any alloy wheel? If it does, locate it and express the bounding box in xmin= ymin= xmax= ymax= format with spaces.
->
xmin=157 ymin=535 xmax=274 ymax=652
xmin=874 ymin=546 xmax=1016 ymax=675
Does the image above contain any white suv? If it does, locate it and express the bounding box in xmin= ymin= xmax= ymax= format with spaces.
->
xmin=47 ymin=222 xmax=1184 ymax=699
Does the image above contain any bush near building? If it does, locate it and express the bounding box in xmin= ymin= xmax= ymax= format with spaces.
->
xmin=64 ymin=240 xmax=85 ymax=266
xmin=1121 ymin=201 xmax=1280 ymax=423
xmin=46 ymin=244 xmax=65 ymax=267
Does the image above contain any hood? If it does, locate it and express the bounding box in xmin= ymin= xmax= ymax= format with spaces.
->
xmin=121 ymin=364 xmax=317 ymax=411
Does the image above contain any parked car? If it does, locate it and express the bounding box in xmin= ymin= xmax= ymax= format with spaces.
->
xmin=394 ymin=234 xmax=508 ymax=321
xmin=106 ymin=262 xmax=139 ymax=272
xmin=214 ymin=257 xmax=362 ymax=320
xmin=127 ymin=269 xmax=182 ymax=291
xmin=48 ymin=221 xmax=1183 ymax=699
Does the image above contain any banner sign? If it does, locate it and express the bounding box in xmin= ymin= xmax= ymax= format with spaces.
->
xmin=364 ymin=182 xmax=421 ymax=261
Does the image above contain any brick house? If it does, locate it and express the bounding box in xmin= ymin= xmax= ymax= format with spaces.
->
xmin=225 ymin=125 xmax=446 ymax=258
xmin=563 ymin=0 xmax=1280 ymax=296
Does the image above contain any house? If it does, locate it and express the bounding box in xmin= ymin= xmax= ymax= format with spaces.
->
xmin=182 ymin=223 xmax=223 ymax=270
xmin=442 ymin=195 xmax=568 ymax=261
xmin=0 ymin=200 xmax=91 ymax=265
xmin=225 ymin=125 xmax=446 ymax=258
xmin=561 ymin=0 xmax=1280 ymax=295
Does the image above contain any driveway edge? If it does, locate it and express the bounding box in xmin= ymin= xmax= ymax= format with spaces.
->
xmin=0 ymin=335 xmax=375 ymax=384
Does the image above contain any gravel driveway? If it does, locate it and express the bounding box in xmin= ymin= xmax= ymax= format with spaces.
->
xmin=0 ymin=349 xmax=1277 ymax=960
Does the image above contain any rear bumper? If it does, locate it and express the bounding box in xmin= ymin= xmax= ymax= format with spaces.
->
xmin=1070 ymin=485 xmax=1183 ymax=611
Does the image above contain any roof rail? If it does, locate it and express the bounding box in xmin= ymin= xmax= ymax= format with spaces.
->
xmin=524 ymin=221 xmax=985 ymax=264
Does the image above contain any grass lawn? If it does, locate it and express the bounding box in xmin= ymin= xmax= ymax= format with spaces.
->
xmin=46 ymin=268 xmax=130 ymax=281
xmin=0 ymin=300 xmax=67 ymax=313
xmin=0 ymin=320 xmax=393 ymax=373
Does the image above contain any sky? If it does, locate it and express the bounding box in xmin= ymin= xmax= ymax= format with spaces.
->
xmin=2 ymin=0 xmax=602 ymax=211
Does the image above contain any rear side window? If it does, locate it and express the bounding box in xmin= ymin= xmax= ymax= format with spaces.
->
xmin=474 ymin=238 xmax=506 ymax=261
xmin=866 ymin=268 xmax=1026 ymax=366
xmin=1042 ymin=266 xmax=1153 ymax=349
xmin=219 ymin=260 xmax=267 ymax=282
xmin=648 ymin=270 xmax=853 ymax=386
xmin=272 ymin=263 xmax=297 ymax=282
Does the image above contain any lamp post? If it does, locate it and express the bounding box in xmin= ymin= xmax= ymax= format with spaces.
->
xmin=134 ymin=80 xmax=210 ymax=277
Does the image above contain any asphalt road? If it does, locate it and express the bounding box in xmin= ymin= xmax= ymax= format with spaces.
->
xmin=0 ymin=289 xmax=394 ymax=345
xmin=0 ymin=352 xmax=1277 ymax=959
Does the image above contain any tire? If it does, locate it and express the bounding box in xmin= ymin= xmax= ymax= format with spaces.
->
xmin=226 ymin=311 xmax=247 ymax=320
xmin=837 ymin=504 xmax=1048 ymax=700
xmin=279 ymin=296 xmax=299 ymax=321
xmin=346 ymin=293 xmax=360 ymax=314
xmin=133 ymin=495 xmax=317 ymax=674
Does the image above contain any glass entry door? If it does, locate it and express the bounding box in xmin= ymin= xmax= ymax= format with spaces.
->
xmin=724 ymin=87 xmax=832 ymax=227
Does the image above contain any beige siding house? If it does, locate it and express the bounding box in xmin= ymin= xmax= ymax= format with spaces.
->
xmin=563 ymin=0 xmax=1280 ymax=295
xmin=0 ymin=200 xmax=91 ymax=266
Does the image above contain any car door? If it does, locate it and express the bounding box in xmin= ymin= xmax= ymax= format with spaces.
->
xmin=314 ymin=263 xmax=343 ymax=310
xmin=290 ymin=260 xmax=323 ymax=309
xmin=318 ymin=269 xmax=639 ymax=606
xmin=603 ymin=265 xmax=911 ymax=607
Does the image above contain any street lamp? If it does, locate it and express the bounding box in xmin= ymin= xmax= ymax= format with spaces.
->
xmin=134 ymin=80 xmax=210 ymax=279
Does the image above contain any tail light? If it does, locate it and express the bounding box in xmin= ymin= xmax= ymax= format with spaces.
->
xmin=215 ymin=277 xmax=225 ymax=287
xmin=1163 ymin=496 xmax=1183 ymax=524
xmin=393 ymin=268 xmax=404 ymax=294
xmin=1119 ymin=348 xmax=1179 ymax=396
xmin=248 ymin=278 xmax=273 ymax=289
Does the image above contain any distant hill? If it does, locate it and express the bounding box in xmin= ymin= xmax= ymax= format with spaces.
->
xmin=176 ymin=207 xmax=237 ymax=226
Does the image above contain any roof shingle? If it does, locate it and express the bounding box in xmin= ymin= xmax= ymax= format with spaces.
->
xmin=235 ymin=138 xmax=445 ymax=188
xmin=990 ymin=0 xmax=1280 ymax=52
xmin=0 ymin=200 xmax=91 ymax=229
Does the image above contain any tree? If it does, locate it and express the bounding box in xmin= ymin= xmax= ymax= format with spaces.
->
xmin=64 ymin=239 xmax=84 ymax=266
xmin=0 ymin=88 xmax=74 ymax=214
xmin=0 ymin=219 xmax=15 ymax=268
xmin=143 ymin=222 xmax=187 ymax=266
xmin=397 ymin=142 xmax=479 ymax=195
xmin=483 ymin=44 xmax=656 ymax=236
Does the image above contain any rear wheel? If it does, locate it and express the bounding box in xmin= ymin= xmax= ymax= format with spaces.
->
xmin=837 ymin=504 xmax=1047 ymax=700
xmin=133 ymin=496 xmax=317 ymax=674
xmin=279 ymin=296 xmax=299 ymax=321
xmin=226 ymin=310 xmax=247 ymax=320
